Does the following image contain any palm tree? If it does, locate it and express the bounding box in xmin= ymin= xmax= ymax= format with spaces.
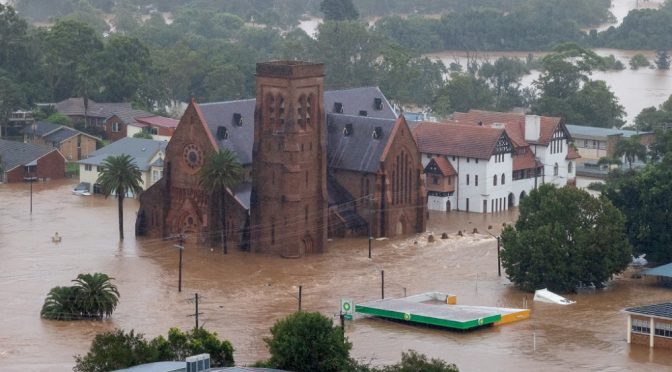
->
xmin=72 ymin=273 xmax=120 ymax=319
xmin=614 ymin=136 xmax=647 ymax=169
xmin=41 ymin=286 xmax=80 ymax=320
xmin=97 ymin=154 xmax=143 ymax=240
xmin=199 ymin=149 xmax=244 ymax=254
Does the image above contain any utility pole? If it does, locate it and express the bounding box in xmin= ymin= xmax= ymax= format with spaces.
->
xmin=298 ymin=285 xmax=302 ymax=312
xmin=368 ymin=195 xmax=373 ymax=259
xmin=381 ymin=270 xmax=385 ymax=299
xmin=195 ymin=293 xmax=199 ymax=330
xmin=174 ymin=234 xmax=185 ymax=292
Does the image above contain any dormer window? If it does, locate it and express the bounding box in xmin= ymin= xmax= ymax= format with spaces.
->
xmin=232 ymin=113 xmax=243 ymax=127
xmin=374 ymin=98 xmax=383 ymax=111
xmin=372 ymin=126 xmax=382 ymax=139
xmin=217 ymin=126 xmax=228 ymax=140
xmin=343 ymin=123 xmax=353 ymax=136
xmin=334 ymin=102 xmax=344 ymax=113
xmin=359 ymin=110 xmax=368 ymax=117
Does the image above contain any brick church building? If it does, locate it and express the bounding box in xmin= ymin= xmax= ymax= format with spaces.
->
xmin=136 ymin=61 xmax=426 ymax=256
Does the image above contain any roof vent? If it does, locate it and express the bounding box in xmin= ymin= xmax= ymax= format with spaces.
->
xmin=343 ymin=123 xmax=353 ymax=136
xmin=374 ymin=98 xmax=383 ymax=111
xmin=217 ymin=126 xmax=228 ymax=140
xmin=359 ymin=110 xmax=368 ymax=117
xmin=186 ymin=353 xmax=211 ymax=372
xmin=372 ymin=126 xmax=382 ymax=139
xmin=232 ymin=113 xmax=243 ymax=127
xmin=334 ymin=102 xmax=344 ymax=113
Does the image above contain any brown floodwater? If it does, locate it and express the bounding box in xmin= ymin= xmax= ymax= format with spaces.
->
xmin=1 ymin=179 xmax=672 ymax=371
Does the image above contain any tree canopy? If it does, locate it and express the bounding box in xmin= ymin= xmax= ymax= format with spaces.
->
xmin=41 ymin=273 xmax=119 ymax=321
xmin=320 ymin=0 xmax=359 ymax=21
xmin=500 ymin=184 xmax=631 ymax=293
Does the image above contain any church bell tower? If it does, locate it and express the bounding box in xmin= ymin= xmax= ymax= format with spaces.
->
xmin=250 ymin=61 xmax=327 ymax=257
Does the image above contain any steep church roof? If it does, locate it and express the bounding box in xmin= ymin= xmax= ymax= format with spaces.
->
xmin=326 ymin=114 xmax=398 ymax=173
xmin=197 ymin=87 xmax=396 ymax=166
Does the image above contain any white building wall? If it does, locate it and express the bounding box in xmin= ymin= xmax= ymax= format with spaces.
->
xmin=453 ymin=156 xmax=489 ymax=212
xmin=79 ymin=163 xmax=152 ymax=195
xmin=535 ymin=143 xmax=570 ymax=187
xmin=126 ymin=125 xmax=143 ymax=138
xmin=511 ymin=178 xmax=536 ymax=206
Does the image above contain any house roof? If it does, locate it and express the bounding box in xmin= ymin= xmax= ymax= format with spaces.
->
xmin=111 ymin=109 xmax=154 ymax=126
xmin=79 ymin=137 xmax=167 ymax=171
xmin=513 ymin=150 xmax=538 ymax=171
xmin=625 ymin=302 xmax=672 ymax=320
xmin=326 ymin=114 xmax=397 ymax=173
xmin=21 ymin=121 xmax=101 ymax=143
xmin=643 ymin=262 xmax=672 ymax=278
xmin=565 ymin=124 xmax=652 ymax=140
xmin=0 ymin=139 xmax=59 ymax=172
xmin=44 ymin=127 xmax=80 ymax=143
xmin=53 ymin=98 xmax=133 ymax=119
xmin=426 ymin=157 xmax=456 ymax=176
xmin=413 ymin=121 xmax=509 ymax=160
xmin=452 ymin=110 xmax=564 ymax=145
xmin=135 ymin=115 xmax=180 ymax=129
xmin=20 ymin=121 xmax=62 ymax=136
xmin=198 ymin=87 xmax=397 ymax=166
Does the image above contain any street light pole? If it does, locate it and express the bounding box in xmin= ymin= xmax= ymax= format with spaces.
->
xmin=497 ymin=236 xmax=501 ymax=277
xmin=174 ymin=234 xmax=185 ymax=292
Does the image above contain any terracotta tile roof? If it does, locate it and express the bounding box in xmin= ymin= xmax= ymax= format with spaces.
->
xmin=513 ymin=150 xmax=538 ymax=171
xmin=452 ymin=110 xmax=563 ymax=145
xmin=412 ymin=121 xmax=507 ymax=160
xmin=135 ymin=115 xmax=180 ymax=129
xmin=432 ymin=157 xmax=457 ymax=176
xmin=566 ymin=146 xmax=581 ymax=160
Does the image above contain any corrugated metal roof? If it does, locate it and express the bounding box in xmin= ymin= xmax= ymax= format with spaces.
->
xmin=643 ymin=262 xmax=672 ymax=278
xmin=566 ymin=124 xmax=651 ymax=139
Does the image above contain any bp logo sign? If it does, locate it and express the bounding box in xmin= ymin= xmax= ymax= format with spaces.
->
xmin=341 ymin=298 xmax=353 ymax=320
xmin=403 ymin=312 xmax=411 ymax=321
xmin=478 ymin=318 xmax=484 ymax=326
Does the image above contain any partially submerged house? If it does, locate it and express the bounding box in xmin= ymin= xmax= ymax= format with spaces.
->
xmin=21 ymin=121 xmax=100 ymax=161
xmin=0 ymin=139 xmax=66 ymax=183
xmin=78 ymin=137 xmax=167 ymax=195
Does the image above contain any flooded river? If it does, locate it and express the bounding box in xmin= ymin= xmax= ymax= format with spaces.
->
xmin=2 ymin=180 xmax=672 ymax=371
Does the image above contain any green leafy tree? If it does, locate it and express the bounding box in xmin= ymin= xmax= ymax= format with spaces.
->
xmin=72 ymin=273 xmax=120 ymax=319
xmin=655 ymin=49 xmax=671 ymax=70
xmin=604 ymin=156 xmax=672 ymax=263
xmin=634 ymin=105 xmax=672 ymax=131
xmin=98 ymin=35 xmax=151 ymax=102
xmin=199 ymin=149 xmax=244 ymax=254
xmin=479 ymin=57 xmax=528 ymax=110
xmin=500 ymin=184 xmax=631 ymax=293
xmin=314 ymin=20 xmax=381 ymax=89
xmin=614 ymin=136 xmax=647 ymax=169
xmin=629 ymin=54 xmax=650 ymax=70
xmin=132 ymin=131 xmax=153 ymax=139
xmin=263 ymin=311 xmax=352 ymax=372
xmin=374 ymin=350 xmax=459 ymax=372
xmin=152 ymin=328 xmax=235 ymax=367
xmin=97 ymin=154 xmax=143 ymax=240
xmin=40 ymin=286 xmax=80 ymax=321
xmin=46 ymin=112 xmax=73 ymax=127
xmin=570 ymin=80 xmax=625 ymax=128
xmin=74 ymin=329 xmax=160 ymax=372
xmin=433 ymin=72 xmax=494 ymax=115
xmin=320 ymin=0 xmax=359 ymax=21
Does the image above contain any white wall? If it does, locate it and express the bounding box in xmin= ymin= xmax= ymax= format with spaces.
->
xmin=535 ymin=142 xmax=570 ymax=188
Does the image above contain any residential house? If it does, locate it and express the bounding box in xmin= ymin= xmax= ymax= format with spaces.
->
xmin=78 ymin=137 xmax=167 ymax=195
xmin=0 ymin=139 xmax=66 ymax=183
xmin=105 ymin=110 xmax=178 ymax=143
xmin=413 ymin=110 xmax=578 ymax=213
xmin=48 ymin=98 xmax=132 ymax=128
xmin=566 ymin=124 xmax=655 ymax=163
xmin=625 ymin=303 xmax=672 ymax=349
xmin=21 ymin=121 xmax=100 ymax=161
xmin=136 ymin=61 xmax=426 ymax=257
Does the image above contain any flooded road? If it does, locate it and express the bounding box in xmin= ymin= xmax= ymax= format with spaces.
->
xmin=1 ymin=180 xmax=672 ymax=371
